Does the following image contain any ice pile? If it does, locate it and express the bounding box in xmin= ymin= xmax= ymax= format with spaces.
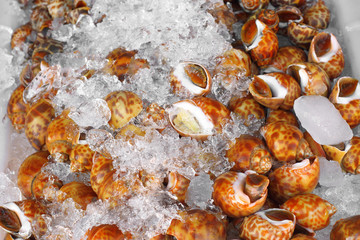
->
xmin=294 ymin=95 xmax=353 ymax=145
xmin=318 ymin=157 xmax=345 ymax=187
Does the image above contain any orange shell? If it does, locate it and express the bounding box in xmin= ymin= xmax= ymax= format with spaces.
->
xmin=268 ymin=157 xmax=319 ymax=203
xmin=57 ymin=181 xmax=97 ymax=210
xmin=166 ymin=171 xmax=190 ymax=204
xmin=287 ymin=22 xmax=319 ymax=50
xmin=239 ymin=0 xmax=269 ymax=13
xmin=11 ymin=22 xmax=32 ymax=49
xmin=228 ymin=94 xmax=266 ymax=126
xmin=281 ymin=193 xmax=336 ymax=231
xmin=249 ymin=72 xmax=301 ymax=110
xmin=241 ymin=19 xmax=278 ymax=66
xmin=105 ymin=91 xmax=143 ymax=129
xmin=330 ymin=215 xmax=360 ymax=240
xmin=70 ymin=144 xmax=95 ymax=172
xmin=30 ymin=6 xmax=52 ymax=32
xmin=266 ymin=109 xmax=299 ymax=127
xmin=82 ymin=224 xmax=129 ymax=240
xmin=275 ymin=5 xmax=303 ymax=35
xmin=329 ymin=77 xmax=360 ymax=128
xmin=270 ymin=0 xmax=306 ymax=7
xmin=225 ymin=134 xmax=272 ymax=174
xmin=261 ymin=121 xmax=312 ymax=162
xmin=303 ymin=0 xmax=330 ymax=29
xmin=239 ymin=208 xmax=296 ymax=240
xmin=213 ymin=171 xmax=268 ymax=218
xmin=25 ymin=99 xmax=55 ymax=151
xmin=287 ymin=62 xmax=330 ymax=97
xmin=7 ymin=85 xmax=30 ymax=133
xmin=291 ymin=234 xmax=317 ymax=240
xmin=264 ymin=46 xmax=307 ymax=72
xmin=17 ymin=151 xmax=63 ymax=201
xmin=206 ymin=2 xmax=237 ymax=32
xmin=47 ymin=0 xmax=72 ymax=19
xmin=166 ymin=209 xmax=226 ymax=240
xmin=256 ymin=9 xmax=279 ymax=33
xmin=308 ymin=32 xmax=344 ymax=80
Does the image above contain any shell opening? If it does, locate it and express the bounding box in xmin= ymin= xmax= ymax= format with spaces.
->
xmin=257 ymin=75 xmax=288 ymax=99
xmin=291 ymin=158 xmax=310 ymax=169
xmin=256 ymin=208 xmax=295 ymax=227
xmin=169 ymin=101 xmax=214 ymax=135
xmin=336 ymin=78 xmax=360 ymax=104
xmin=233 ymin=172 xmax=251 ymax=204
xmin=165 ymin=172 xmax=177 ymax=191
xmin=242 ymin=20 xmax=265 ymax=51
xmin=174 ymin=62 xmax=209 ymax=94
xmin=0 ymin=203 xmax=32 ymax=239
xmin=313 ymin=33 xmax=340 ymax=63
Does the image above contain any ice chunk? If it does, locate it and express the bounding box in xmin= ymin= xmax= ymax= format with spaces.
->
xmin=69 ymin=98 xmax=111 ymax=128
xmin=185 ymin=173 xmax=214 ymax=209
xmin=0 ymin=171 xmax=22 ymax=204
xmin=294 ymin=95 xmax=353 ymax=145
xmin=318 ymin=157 xmax=345 ymax=187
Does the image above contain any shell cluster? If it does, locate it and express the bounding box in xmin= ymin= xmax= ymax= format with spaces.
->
xmin=1 ymin=0 xmax=359 ymax=239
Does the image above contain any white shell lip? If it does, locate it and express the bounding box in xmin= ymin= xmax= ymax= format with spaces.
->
xmin=256 ymin=208 xmax=296 ymax=227
xmin=244 ymin=20 xmax=265 ymax=51
xmin=172 ymin=61 xmax=211 ymax=96
xmin=311 ymin=33 xmax=340 ymax=63
xmin=167 ymin=100 xmax=214 ymax=137
xmin=0 ymin=203 xmax=32 ymax=239
xmin=257 ymin=75 xmax=288 ymax=99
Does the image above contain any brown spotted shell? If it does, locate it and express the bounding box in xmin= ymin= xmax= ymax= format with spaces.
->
xmin=168 ymin=97 xmax=230 ymax=140
xmin=239 ymin=208 xmax=296 ymax=240
xmin=261 ymin=121 xmax=313 ymax=162
xmin=213 ymin=171 xmax=269 ymax=218
xmin=225 ymin=134 xmax=272 ymax=174
xmin=65 ymin=6 xmax=90 ymax=25
xmin=270 ymin=0 xmax=306 ymax=7
xmin=287 ymin=62 xmax=330 ymax=96
xmin=70 ymin=144 xmax=95 ymax=172
xmin=266 ymin=109 xmax=299 ymax=127
xmin=287 ymin=22 xmax=319 ymax=50
xmin=46 ymin=109 xmax=81 ymax=161
xmin=256 ymin=9 xmax=279 ymax=33
xmin=228 ymin=93 xmax=266 ymax=126
xmin=57 ymin=181 xmax=97 ymax=210
xmin=206 ymin=2 xmax=238 ymax=32
xmin=275 ymin=5 xmax=303 ymax=35
xmin=308 ymin=32 xmax=344 ymax=80
xmin=268 ymin=156 xmax=320 ymax=203
xmin=239 ymin=0 xmax=270 ymax=13
xmin=47 ymin=0 xmax=73 ymax=19
xmin=263 ymin=46 xmax=307 ymax=73
xmin=30 ymin=6 xmax=52 ymax=32
xmin=241 ymin=19 xmax=278 ymax=66
xmin=81 ymin=224 xmax=130 ymax=240
xmin=213 ymin=48 xmax=252 ymax=87
xmin=166 ymin=209 xmax=226 ymax=240
xmin=20 ymin=61 xmax=42 ymax=87
xmin=165 ymin=171 xmax=190 ymax=204
xmin=281 ymin=193 xmax=337 ymax=231
xmin=330 ymin=215 xmax=360 ymax=240
xmin=25 ymin=99 xmax=55 ymax=151
xmin=291 ymin=234 xmax=317 ymax=240
xmin=105 ymin=90 xmax=143 ymax=129
xmin=249 ymin=72 xmax=301 ymax=110
xmin=11 ymin=22 xmax=32 ymax=49
xmin=170 ymin=61 xmax=212 ymax=97
xmin=7 ymin=85 xmax=30 ymax=133
xmin=102 ymin=47 xmax=149 ymax=81
xmin=17 ymin=151 xmax=63 ymax=201
xmin=328 ymin=77 xmax=360 ymax=128
xmin=303 ymin=0 xmax=330 ymax=29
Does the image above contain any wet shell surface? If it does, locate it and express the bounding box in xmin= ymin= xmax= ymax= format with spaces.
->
xmin=57 ymin=181 xmax=98 ymax=210
xmin=168 ymin=97 xmax=230 ymax=140
xmin=81 ymin=224 xmax=129 ymax=240
xmin=7 ymin=85 xmax=30 ymax=133
xmin=263 ymin=46 xmax=307 ymax=73
xmin=330 ymin=215 xmax=360 ymax=240
xmin=249 ymin=72 xmax=301 ymax=110
xmin=275 ymin=5 xmax=303 ymax=35
xmin=266 ymin=109 xmax=299 ymax=127
xmin=268 ymin=157 xmax=319 ymax=203
xmin=213 ymin=171 xmax=269 ymax=217
xmin=11 ymin=22 xmax=32 ymax=49
xmin=239 ymin=208 xmax=296 ymax=240
xmin=308 ymin=32 xmax=344 ymax=79
xmin=239 ymin=0 xmax=270 ymax=13
xmin=165 ymin=171 xmax=190 ymax=204
xmin=328 ymin=77 xmax=360 ymax=128
xmin=287 ymin=22 xmax=319 ymax=50
xmin=69 ymin=144 xmax=96 ymax=172
xmin=241 ymin=19 xmax=279 ymax=66
xmin=303 ymin=0 xmax=330 ymax=29
xmin=281 ymin=193 xmax=337 ymax=231
xmin=256 ymin=9 xmax=279 ymax=33
xmin=170 ymin=61 xmax=212 ymax=97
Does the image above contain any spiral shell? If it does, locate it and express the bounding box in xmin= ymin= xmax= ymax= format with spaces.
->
xmin=57 ymin=181 xmax=97 ymax=210
xmin=261 ymin=121 xmax=313 ymax=162
xmin=239 ymin=0 xmax=270 ymax=13
xmin=25 ymin=99 xmax=55 ymax=151
xmin=308 ymin=32 xmax=344 ymax=79
xmin=287 ymin=22 xmax=319 ymax=50
xmin=165 ymin=171 xmax=190 ymax=204
xmin=226 ymin=134 xmax=272 ymax=174
xmin=168 ymin=97 xmax=230 ymax=140
xmin=249 ymin=72 xmax=301 ymax=110
xmin=170 ymin=61 xmax=212 ymax=97
xmin=105 ymin=90 xmax=143 ymax=129
xmin=268 ymin=157 xmax=319 ymax=203
xmin=11 ymin=23 xmax=32 ymax=49
xmin=330 ymin=215 xmax=360 ymax=240
xmin=266 ymin=109 xmax=299 ymax=127
xmin=287 ymin=62 xmax=330 ymax=96
xmin=270 ymin=0 xmax=306 ymax=7
xmin=7 ymin=85 xmax=30 ymax=133
xmin=256 ymin=9 xmax=279 ymax=33
xmin=239 ymin=208 xmax=296 ymax=240
xmin=47 ymin=0 xmax=72 ymax=19
xmin=70 ymin=144 xmax=95 ymax=172
xmin=82 ymin=224 xmax=130 ymax=240
xmin=166 ymin=209 xmax=226 ymax=240
xmin=18 ymin=151 xmax=63 ymax=201
xmin=241 ymin=19 xmax=279 ymax=66
xmin=281 ymin=193 xmax=336 ymax=231
xmin=213 ymin=171 xmax=269 ymax=217
xmin=303 ymin=0 xmax=330 ymax=29
xmin=328 ymin=77 xmax=360 ymax=128
xmin=263 ymin=46 xmax=307 ymax=73
xmin=30 ymin=6 xmax=52 ymax=32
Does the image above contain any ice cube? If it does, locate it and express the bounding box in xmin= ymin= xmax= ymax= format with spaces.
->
xmin=318 ymin=157 xmax=345 ymax=187
xmin=185 ymin=173 xmax=214 ymax=209
xmin=294 ymin=95 xmax=353 ymax=145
